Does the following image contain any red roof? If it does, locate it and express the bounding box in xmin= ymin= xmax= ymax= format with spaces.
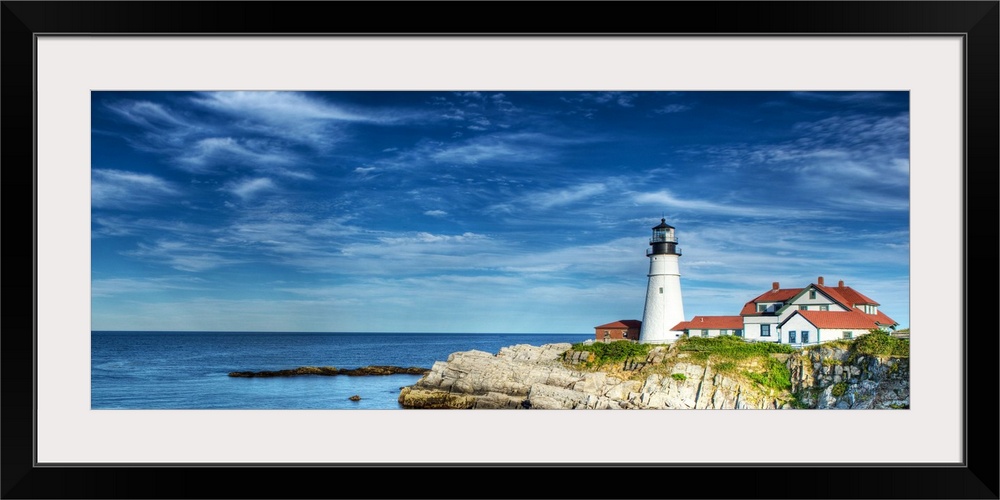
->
xmin=671 ymin=316 xmax=743 ymax=331
xmin=816 ymin=283 xmax=879 ymax=307
xmin=869 ymin=309 xmax=898 ymax=327
xmin=740 ymin=281 xmax=887 ymax=317
xmin=811 ymin=283 xmax=894 ymax=325
xmin=748 ymin=287 xmax=803 ymax=303
xmin=788 ymin=310 xmax=881 ymax=329
xmin=594 ymin=320 xmax=642 ymax=329
xmin=740 ymin=287 xmax=803 ymax=315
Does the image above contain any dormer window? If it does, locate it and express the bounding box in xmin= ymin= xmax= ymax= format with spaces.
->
xmin=809 ymin=290 xmax=817 ymax=299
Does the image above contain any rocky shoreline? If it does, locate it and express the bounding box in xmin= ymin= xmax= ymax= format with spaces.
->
xmin=228 ymin=365 xmax=429 ymax=378
xmin=397 ymin=341 xmax=909 ymax=409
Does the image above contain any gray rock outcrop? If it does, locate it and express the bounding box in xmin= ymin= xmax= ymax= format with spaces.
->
xmin=788 ymin=345 xmax=910 ymax=409
xmin=397 ymin=343 xmax=785 ymax=409
xmin=398 ymin=341 xmax=910 ymax=410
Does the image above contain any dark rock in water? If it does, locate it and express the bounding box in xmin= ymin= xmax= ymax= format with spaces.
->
xmin=228 ymin=365 xmax=428 ymax=378
xmin=340 ymin=365 xmax=428 ymax=376
xmin=348 ymin=395 xmax=362 ymax=401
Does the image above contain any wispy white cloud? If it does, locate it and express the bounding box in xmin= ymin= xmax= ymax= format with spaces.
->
xmin=192 ymin=91 xmax=398 ymax=124
xmin=654 ymin=104 xmax=692 ymax=114
xmin=124 ymin=240 xmax=245 ymax=272
xmin=633 ymin=188 xmax=790 ymax=218
xmin=92 ymin=169 xmax=179 ymax=209
xmin=106 ymin=100 xmax=192 ymax=130
xmin=424 ymin=210 xmax=448 ymax=217
xmin=563 ymin=92 xmax=640 ymax=108
xmin=91 ymin=276 xmax=208 ymax=298
xmin=533 ymin=183 xmax=608 ymax=209
xmin=426 ymin=135 xmax=552 ymax=165
xmin=379 ymin=231 xmax=488 ymax=245
xmin=177 ymin=137 xmax=295 ymax=172
xmin=226 ymin=177 xmax=277 ymax=200
xmin=92 ymin=215 xmax=210 ymax=239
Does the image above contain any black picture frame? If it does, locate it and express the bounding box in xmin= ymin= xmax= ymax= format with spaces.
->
xmin=2 ymin=2 xmax=997 ymax=498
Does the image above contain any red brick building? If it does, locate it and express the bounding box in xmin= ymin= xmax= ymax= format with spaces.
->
xmin=594 ymin=320 xmax=642 ymax=342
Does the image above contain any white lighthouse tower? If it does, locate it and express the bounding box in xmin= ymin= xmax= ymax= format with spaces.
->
xmin=639 ymin=218 xmax=685 ymax=344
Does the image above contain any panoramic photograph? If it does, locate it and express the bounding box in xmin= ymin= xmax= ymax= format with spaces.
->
xmin=91 ymin=90 xmax=910 ymax=410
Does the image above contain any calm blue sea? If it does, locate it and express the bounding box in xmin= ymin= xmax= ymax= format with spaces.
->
xmin=91 ymin=331 xmax=590 ymax=410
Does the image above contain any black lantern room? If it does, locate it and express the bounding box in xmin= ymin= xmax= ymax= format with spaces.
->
xmin=648 ymin=218 xmax=681 ymax=256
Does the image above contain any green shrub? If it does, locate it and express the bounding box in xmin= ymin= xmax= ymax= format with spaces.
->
xmin=743 ymin=357 xmax=792 ymax=391
xmin=570 ymin=341 xmax=652 ymax=365
xmin=680 ymin=335 xmax=795 ymax=359
xmin=831 ymin=382 xmax=847 ymax=397
xmin=671 ymin=373 xmax=687 ymax=381
xmin=853 ymin=330 xmax=909 ymax=357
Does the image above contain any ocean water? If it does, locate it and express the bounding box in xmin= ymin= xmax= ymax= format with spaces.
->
xmin=91 ymin=331 xmax=590 ymax=410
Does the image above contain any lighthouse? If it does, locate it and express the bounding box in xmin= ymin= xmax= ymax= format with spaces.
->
xmin=639 ymin=218 xmax=685 ymax=343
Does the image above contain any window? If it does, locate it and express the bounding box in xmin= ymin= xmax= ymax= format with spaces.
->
xmin=736 ymin=330 xmax=744 ymax=337
xmin=720 ymin=329 xmax=728 ymax=336
xmin=801 ymin=331 xmax=810 ymax=343
xmin=799 ymin=305 xmax=808 ymax=310
xmin=788 ymin=331 xmax=796 ymax=343
xmin=659 ymin=287 xmax=663 ymax=294
xmin=758 ymin=304 xmax=767 ymax=312
xmin=701 ymin=329 xmax=709 ymax=337
xmin=761 ymin=325 xmax=771 ymax=337
xmin=820 ymin=305 xmax=829 ymax=311
xmin=809 ymin=290 xmax=816 ymax=299
xmin=843 ymin=331 xmax=853 ymax=339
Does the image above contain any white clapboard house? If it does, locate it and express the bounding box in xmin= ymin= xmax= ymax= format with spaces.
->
xmin=671 ymin=277 xmax=898 ymax=348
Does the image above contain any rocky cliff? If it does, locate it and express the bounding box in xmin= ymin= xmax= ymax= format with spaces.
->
xmin=787 ymin=344 xmax=910 ymax=409
xmin=397 ymin=339 xmax=909 ymax=410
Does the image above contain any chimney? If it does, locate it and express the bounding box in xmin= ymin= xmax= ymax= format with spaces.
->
xmin=838 ymin=280 xmax=845 ymax=288
xmin=772 ymin=282 xmax=779 ymax=291
xmin=817 ymin=276 xmax=824 ymax=286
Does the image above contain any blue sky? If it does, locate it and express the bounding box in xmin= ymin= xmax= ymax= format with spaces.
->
xmin=91 ymin=91 xmax=909 ymax=333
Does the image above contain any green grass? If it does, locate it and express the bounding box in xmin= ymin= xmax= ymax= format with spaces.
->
xmin=678 ymin=336 xmax=794 ymax=391
xmin=679 ymin=335 xmax=796 ymax=359
xmin=742 ymin=357 xmax=792 ymax=391
xmin=852 ymin=329 xmax=909 ymax=357
xmin=671 ymin=373 xmax=687 ymax=381
xmin=569 ymin=341 xmax=652 ymax=366
xmin=712 ymin=361 xmax=738 ymax=373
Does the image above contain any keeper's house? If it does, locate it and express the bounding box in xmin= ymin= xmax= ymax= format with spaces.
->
xmin=672 ymin=316 xmax=744 ymax=338
xmin=670 ymin=276 xmax=898 ymax=348
xmin=594 ymin=320 xmax=642 ymax=342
